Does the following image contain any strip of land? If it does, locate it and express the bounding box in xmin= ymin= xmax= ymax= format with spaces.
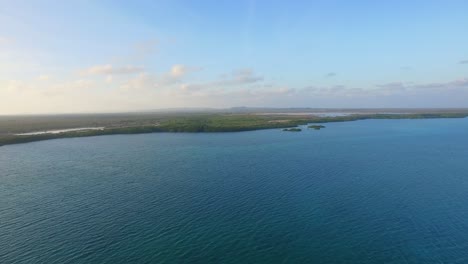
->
xmin=1 ymin=108 xmax=467 ymax=147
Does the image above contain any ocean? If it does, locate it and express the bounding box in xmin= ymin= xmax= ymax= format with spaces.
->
xmin=1 ymin=118 xmax=468 ymax=263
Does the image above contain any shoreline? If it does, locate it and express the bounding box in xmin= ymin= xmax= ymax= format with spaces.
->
xmin=1 ymin=113 xmax=468 ymax=147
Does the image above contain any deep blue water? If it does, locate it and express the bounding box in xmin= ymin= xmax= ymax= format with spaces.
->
xmin=1 ymin=119 xmax=468 ymax=264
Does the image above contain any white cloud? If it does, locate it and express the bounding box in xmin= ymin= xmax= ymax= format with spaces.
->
xmin=174 ymin=77 xmax=468 ymax=109
xmin=4 ymin=58 xmax=468 ymax=114
xmin=4 ymin=80 xmax=30 ymax=93
xmin=120 ymin=73 xmax=155 ymax=91
xmin=177 ymin=68 xmax=263 ymax=93
xmin=80 ymin=64 xmax=144 ymax=75
xmin=145 ymin=64 xmax=202 ymax=87
xmin=170 ymin=64 xmax=188 ymax=78
xmin=179 ymin=83 xmax=203 ymax=92
xmin=169 ymin=64 xmax=200 ymax=78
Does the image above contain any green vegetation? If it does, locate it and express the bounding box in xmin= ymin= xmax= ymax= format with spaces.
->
xmin=1 ymin=111 xmax=468 ymax=147
xmin=307 ymin=112 xmax=468 ymax=123
xmin=0 ymin=114 xmax=312 ymax=146
xmin=308 ymin=125 xmax=326 ymax=130
xmin=282 ymin=128 xmax=302 ymax=132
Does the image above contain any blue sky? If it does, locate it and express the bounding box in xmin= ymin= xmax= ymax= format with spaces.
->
xmin=1 ymin=0 xmax=468 ymax=114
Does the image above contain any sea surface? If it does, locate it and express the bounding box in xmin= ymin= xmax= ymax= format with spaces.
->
xmin=1 ymin=118 xmax=468 ymax=264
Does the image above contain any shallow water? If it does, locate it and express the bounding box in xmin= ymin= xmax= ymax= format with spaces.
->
xmin=15 ymin=127 xmax=105 ymax=136
xmin=1 ymin=118 xmax=468 ymax=263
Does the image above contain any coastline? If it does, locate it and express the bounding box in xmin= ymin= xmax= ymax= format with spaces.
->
xmin=1 ymin=112 xmax=468 ymax=147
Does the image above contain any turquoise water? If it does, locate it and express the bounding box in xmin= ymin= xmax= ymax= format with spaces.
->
xmin=1 ymin=119 xmax=468 ymax=263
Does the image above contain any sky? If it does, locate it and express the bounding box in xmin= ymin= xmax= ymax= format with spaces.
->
xmin=1 ymin=0 xmax=468 ymax=114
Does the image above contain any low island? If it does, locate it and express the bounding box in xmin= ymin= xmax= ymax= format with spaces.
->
xmin=308 ymin=125 xmax=326 ymax=130
xmin=1 ymin=108 xmax=468 ymax=147
xmin=283 ymin=128 xmax=302 ymax=132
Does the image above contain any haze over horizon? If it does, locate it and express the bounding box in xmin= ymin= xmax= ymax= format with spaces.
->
xmin=2 ymin=0 xmax=468 ymax=114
